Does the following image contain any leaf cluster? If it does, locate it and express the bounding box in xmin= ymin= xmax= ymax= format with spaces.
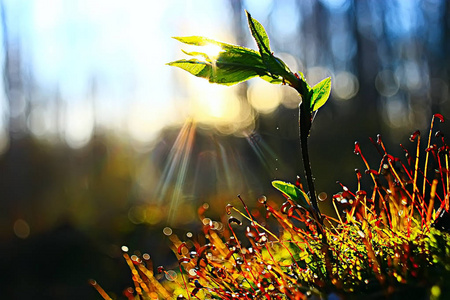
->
xmin=168 ymin=11 xmax=331 ymax=113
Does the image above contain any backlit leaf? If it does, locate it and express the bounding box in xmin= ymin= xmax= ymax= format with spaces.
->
xmin=168 ymin=58 xmax=264 ymax=86
xmin=246 ymin=11 xmax=296 ymax=84
xmin=173 ymin=36 xmax=249 ymax=52
xmin=272 ymin=180 xmax=311 ymax=210
xmin=310 ymin=77 xmax=331 ymax=111
xmin=168 ymin=36 xmax=280 ymax=85
xmin=246 ymin=11 xmax=271 ymax=56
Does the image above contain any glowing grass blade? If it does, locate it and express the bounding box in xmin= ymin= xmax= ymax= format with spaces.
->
xmin=272 ymin=180 xmax=311 ymax=211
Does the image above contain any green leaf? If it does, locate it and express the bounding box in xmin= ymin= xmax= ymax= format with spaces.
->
xmin=246 ymin=11 xmax=296 ymax=83
xmin=310 ymin=77 xmax=331 ymax=111
xmin=168 ymin=36 xmax=280 ymax=85
xmin=169 ymin=13 xmax=300 ymax=87
xmin=168 ymin=58 xmax=263 ymax=86
xmin=246 ymin=11 xmax=271 ymax=56
xmin=173 ymin=36 xmax=256 ymax=53
xmin=272 ymin=180 xmax=311 ymax=210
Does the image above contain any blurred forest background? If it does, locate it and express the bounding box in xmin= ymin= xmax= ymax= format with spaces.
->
xmin=1 ymin=0 xmax=449 ymax=299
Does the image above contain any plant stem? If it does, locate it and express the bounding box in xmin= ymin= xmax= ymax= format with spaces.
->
xmin=286 ymin=72 xmax=324 ymax=227
xmin=299 ymin=102 xmax=323 ymax=225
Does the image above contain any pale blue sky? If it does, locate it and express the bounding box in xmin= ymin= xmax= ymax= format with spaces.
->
xmin=0 ymin=0 xmax=237 ymax=148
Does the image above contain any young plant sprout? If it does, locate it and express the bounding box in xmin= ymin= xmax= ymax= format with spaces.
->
xmin=93 ymin=11 xmax=450 ymax=300
xmin=168 ymin=11 xmax=331 ymax=228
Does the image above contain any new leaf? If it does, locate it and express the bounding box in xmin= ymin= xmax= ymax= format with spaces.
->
xmin=310 ymin=77 xmax=331 ymax=112
xmin=168 ymin=36 xmax=284 ymax=85
xmin=246 ymin=11 xmax=296 ymax=84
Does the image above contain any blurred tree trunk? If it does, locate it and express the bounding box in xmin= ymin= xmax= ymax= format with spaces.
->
xmin=1 ymin=0 xmax=26 ymax=136
xmin=351 ymin=0 xmax=381 ymax=133
xmin=0 ymin=0 xmax=29 ymax=229
xmin=229 ymin=0 xmax=248 ymax=99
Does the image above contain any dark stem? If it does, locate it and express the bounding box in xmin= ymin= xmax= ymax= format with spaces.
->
xmin=294 ymin=77 xmax=329 ymax=280
xmin=295 ymin=77 xmax=330 ymax=279
xmin=299 ymin=102 xmax=323 ymax=224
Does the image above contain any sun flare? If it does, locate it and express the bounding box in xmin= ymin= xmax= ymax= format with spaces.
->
xmin=201 ymin=44 xmax=223 ymax=60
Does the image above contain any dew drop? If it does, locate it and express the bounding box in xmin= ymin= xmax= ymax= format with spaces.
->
xmin=318 ymin=192 xmax=327 ymax=202
xmin=131 ymin=255 xmax=140 ymax=263
xmin=166 ymin=270 xmax=177 ymax=281
xmin=377 ymin=134 xmax=382 ymax=145
xmin=281 ymin=201 xmax=291 ymax=214
xmin=226 ymin=204 xmax=234 ymax=215
xmin=163 ymin=227 xmax=173 ymax=236
xmin=354 ymin=141 xmax=361 ymax=155
xmin=202 ymin=218 xmax=212 ymax=226
xmin=409 ymin=130 xmax=420 ymax=142
xmin=436 ymin=131 xmax=444 ymax=138
xmin=88 ymin=279 xmax=97 ymax=286
xmin=246 ymin=230 xmax=256 ymax=239
xmin=386 ymin=154 xmax=397 ymax=162
xmin=258 ymin=195 xmax=267 ymax=204
xmin=426 ymin=145 xmax=438 ymax=152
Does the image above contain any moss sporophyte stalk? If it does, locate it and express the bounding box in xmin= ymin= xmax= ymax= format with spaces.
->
xmin=92 ymin=11 xmax=450 ymax=299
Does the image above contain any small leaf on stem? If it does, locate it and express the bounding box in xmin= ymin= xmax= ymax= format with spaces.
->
xmin=272 ymin=180 xmax=311 ymax=211
xmin=246 ymin=11 xmax=296 ymax=84
xmin=311 ymin=77 xmax=331 ymax=112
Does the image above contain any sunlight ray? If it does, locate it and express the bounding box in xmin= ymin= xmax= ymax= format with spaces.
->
xmin=245 ymin=132 xmax=280 ymax=178
xmin=154 ymin=120 xmax=196 ymax=223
